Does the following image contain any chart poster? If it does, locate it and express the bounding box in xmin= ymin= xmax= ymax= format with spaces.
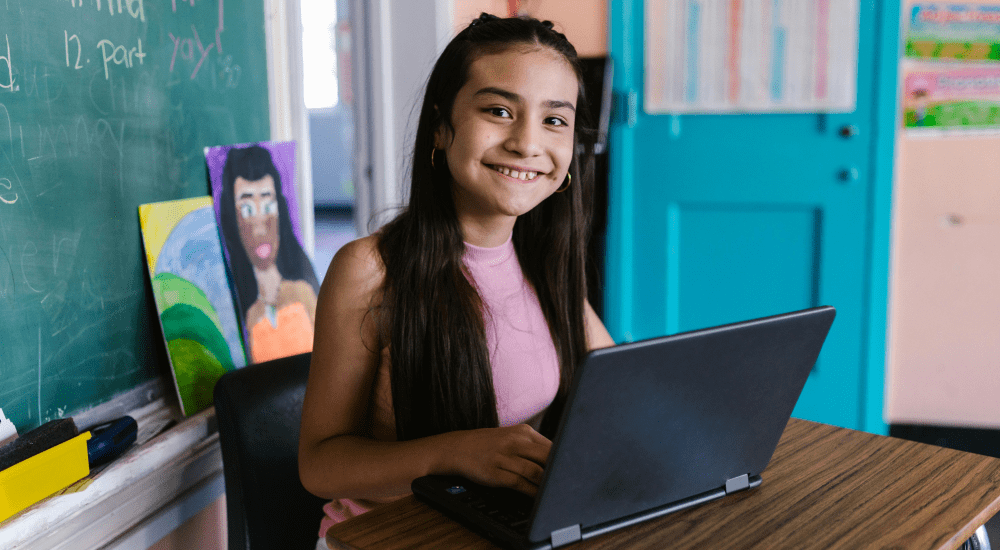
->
xmin=903 ymin=68 xmax=1000 ymax=129
xmin=644 ymin=0 xmax=859 ymax=114
xmin=906 ymin=4 xmax=1000 ymax=62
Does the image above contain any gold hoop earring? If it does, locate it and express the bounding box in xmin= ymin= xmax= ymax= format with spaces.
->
xmin=430 ymin=148 xmax=438 ymax=169
xmin=555 ymin=172 xmax=571 ymax=193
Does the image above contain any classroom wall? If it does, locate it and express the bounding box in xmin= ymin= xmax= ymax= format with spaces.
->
xmin=885 ymin=0 xmax=1000 ymax=428
xmin=149 ymin=497 xmax=226 ymax=550
xmin=448 ymin=0 xmax=1000 ymax=430
xmin=453 ymin=0 xmax=608 ymax=56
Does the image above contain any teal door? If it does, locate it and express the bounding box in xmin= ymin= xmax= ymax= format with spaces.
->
xmin=605 ymin=1 xmax=900 ymax=432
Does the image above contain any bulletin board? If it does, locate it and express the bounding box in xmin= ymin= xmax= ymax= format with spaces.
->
xmin=903 ymin=3 xmax=1000 ymax=134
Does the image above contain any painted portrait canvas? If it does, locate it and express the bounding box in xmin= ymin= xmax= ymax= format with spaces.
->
xmin=205 ymin=141 xmax=319 ymax=365
xmin=139 ymin=196 xmax=247 ymax=416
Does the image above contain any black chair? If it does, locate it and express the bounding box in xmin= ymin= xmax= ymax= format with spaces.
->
xmin=214 ymin=352 xmax=328 ymax=550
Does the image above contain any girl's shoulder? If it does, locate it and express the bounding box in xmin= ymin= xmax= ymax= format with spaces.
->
xmin=322 ymin=234 xmax=386 ymax=298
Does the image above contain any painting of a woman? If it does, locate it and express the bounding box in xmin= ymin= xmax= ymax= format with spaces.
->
xmin=214 ymin=143 xmax=320 ymax=364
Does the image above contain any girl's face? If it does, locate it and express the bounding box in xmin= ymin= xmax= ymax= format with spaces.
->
xmin=234 ymin=174 xmax=280 ymax=270
xmin=438 ymin=46 xmax=578 ymax=232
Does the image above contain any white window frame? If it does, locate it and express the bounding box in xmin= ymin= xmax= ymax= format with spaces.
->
xmin=351 ymin=0 xmax=455 ymax=236
xmin=264 ymin=0 xmax=454 ymax=245
xmin=264 ymin=0 xmax=315 ymax=254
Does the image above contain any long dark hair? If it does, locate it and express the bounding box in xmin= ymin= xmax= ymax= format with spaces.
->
xmin=377 ymin=14 xmax=596 ymax=441
xmin=219 ymin=145 xmax=320 ymax=320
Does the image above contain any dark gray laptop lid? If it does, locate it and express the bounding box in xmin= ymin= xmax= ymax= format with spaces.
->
xmin=527 ymin=306 xmax=836 ymax=544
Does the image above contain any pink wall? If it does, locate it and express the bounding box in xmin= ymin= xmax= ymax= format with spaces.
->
xmin=885 ymin=1 xmax=1000 ymax=427
xmin=453 ymin=0 xmax=608 ymax=57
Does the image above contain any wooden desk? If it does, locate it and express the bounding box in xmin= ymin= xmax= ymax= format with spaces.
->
xmin=327 ymin=419 xmax=1000 ymax=550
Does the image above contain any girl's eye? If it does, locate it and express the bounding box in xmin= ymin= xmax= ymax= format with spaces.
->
xmin=546 ymin=116 xmax=568 ymax=127
xmin=239 ymin=203 xmax=256 ymax=219
xmin=488 ymin=107 xmax=512 ymax=118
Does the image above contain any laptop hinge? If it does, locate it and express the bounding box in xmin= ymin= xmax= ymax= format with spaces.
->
xmin=550 ymin=524 xmax=582 ymax=548
xmin=725 ymin=474 xmax=750 ymax=494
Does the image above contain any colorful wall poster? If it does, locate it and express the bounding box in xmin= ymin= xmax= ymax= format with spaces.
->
xmin=906 ymin=4 xmax=1000 ymax=62
xmin=205 ymin=141 xmax=320 ymax=365
xmin=903 ymin=68 xmax=1000 ymax=129
xmin=644 ymin=0 xmax=860 ymax=114
xmin=139 ymin=197 xmax=247 ymax=416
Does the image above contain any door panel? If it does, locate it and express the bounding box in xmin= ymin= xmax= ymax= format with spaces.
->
xmin=673 ymin=205 xmax=820 ymax=332
xmin=607 ymin=1 xmax=898 ymax=430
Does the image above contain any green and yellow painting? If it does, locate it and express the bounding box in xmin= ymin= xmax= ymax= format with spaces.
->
xmin=139 ymin=197 xmax=246 ymax=416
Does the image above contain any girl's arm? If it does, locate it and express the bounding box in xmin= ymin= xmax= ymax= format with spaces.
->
xmin=584 ymin=300 xmax=616 ymax=351
xmin=299 ymin=236 xmax=550 ymax=500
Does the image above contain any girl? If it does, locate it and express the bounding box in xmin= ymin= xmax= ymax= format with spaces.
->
xmin=298 ymin=13 xmax=615 ymax=543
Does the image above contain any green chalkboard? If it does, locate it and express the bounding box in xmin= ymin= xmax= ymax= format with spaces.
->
xmin=0 ymin=0 xmax=269 ymax=430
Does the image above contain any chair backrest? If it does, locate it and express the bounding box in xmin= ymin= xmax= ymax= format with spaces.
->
xmin=214 ymin=352 xmax=328 ymax=550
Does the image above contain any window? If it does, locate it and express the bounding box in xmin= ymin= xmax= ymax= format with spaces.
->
xmin=300 ymin=0 xmax=357 ymax=276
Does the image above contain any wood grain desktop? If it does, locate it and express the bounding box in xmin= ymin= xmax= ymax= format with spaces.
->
xmin=326 ymin=419 xmax=1000 ymax=550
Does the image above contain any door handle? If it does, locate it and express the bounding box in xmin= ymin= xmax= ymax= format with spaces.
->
xmin=839 ymin=125 xmax=859 ymax=138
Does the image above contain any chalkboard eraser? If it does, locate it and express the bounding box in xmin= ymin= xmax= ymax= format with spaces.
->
xmin=0 ymin=418 xmax=78 ymax=472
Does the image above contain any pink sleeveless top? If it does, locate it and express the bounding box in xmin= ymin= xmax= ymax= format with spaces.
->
xmin=318 ymin=235 xmax=560 ymax=538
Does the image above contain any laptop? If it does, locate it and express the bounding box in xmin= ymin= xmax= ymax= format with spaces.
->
xmin=412 ymin=306 xmax=836 ymax=549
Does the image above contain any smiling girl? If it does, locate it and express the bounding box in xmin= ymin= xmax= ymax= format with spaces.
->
xmin=298 ymin=13 xmax=614 ymax=544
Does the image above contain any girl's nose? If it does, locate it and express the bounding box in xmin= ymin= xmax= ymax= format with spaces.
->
xmin=504 ymin=119 xmax=542 ymax=157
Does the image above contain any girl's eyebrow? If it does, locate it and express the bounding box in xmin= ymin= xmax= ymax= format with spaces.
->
xmin=238 ymin=189 xmax=273 ymax=200
xmin=474 ymin=86 xmax=576 ymax=112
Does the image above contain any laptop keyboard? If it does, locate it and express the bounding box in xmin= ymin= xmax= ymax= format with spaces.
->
xmin=447 ymin=482 xmax=534 ymax=535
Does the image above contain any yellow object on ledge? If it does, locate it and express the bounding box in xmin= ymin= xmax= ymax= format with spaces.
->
xmin=0 ymin=432 xmax=91 ymax=523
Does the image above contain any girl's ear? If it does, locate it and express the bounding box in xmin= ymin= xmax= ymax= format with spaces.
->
xmin=432 ymin=105 xmax=449 ymax=149
xmin=433 ymin=126 xmax=446 ymax=150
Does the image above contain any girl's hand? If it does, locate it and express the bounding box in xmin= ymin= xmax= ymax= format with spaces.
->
xmin=445 ymin=424 xmax=551 ymax=497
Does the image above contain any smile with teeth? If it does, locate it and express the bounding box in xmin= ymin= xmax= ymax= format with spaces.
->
xmin=490 ymin=165 xmax=540 ymax=181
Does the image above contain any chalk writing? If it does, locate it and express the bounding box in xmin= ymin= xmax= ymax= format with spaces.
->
xmin=18 ymin=65 xmax=65 ymax=120
xmin=0 ymin=102 xmax=10 ymax=145
xmin=0 ymin=146 xmax=30 ymax=216
xmin=169 ymin=26 xmax=215 ymax=79
xmin=21 ymin=240 xmax=41 ymax=293
xmin=0 ymin=102 xmax=15 ymax=203
xmin=0 ymin=244 xmax=13 ymax=300
xmin=173 ymin=0 xmax=225 ymax=39
xmin=65 ymin=31 xmax=83 ymax=70
xmin=97 ymin=38 xmax=145 ymax=80
xmin=51 ymin=232 xmax=80 ymax=276
xmin=87 ymin=69 xmax=160 ymax=118
xmin=168 ymin=0 xmax=226 ymax=80
xmin=1 ymin=34 xmax=14 ymax=92
xmin=65 ymin=0 xmax=146 ymax=23
xmin=0 ymin=177 xmax=15 ymax=204
xmin=3 ymin=114 xmax=134 ymax=195
xmin=215 ymin=55 xmax=240 ymax=89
